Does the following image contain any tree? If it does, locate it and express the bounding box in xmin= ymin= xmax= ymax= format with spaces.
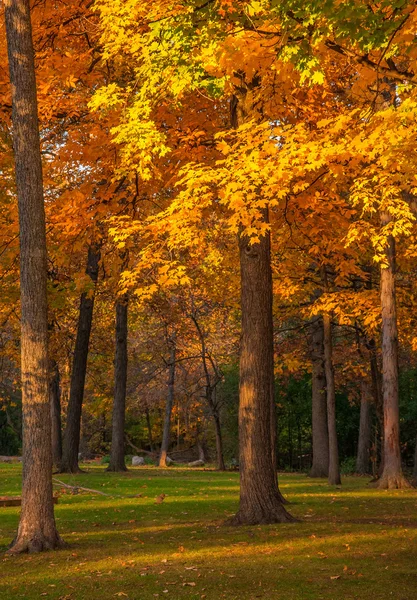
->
xmin=190 ymin=308 xmax=225 ymax=471
xmin=108 ymin=296 xmax=129 ymax=472
xmin=85 ymin=0 xmax=417 ymax=497
xmin=229 ymin=215 xmax=294 ymax=524
xmin=377 ymin=215 xmax=410 ymax=489
xmin=4 ymin=0 xmax=63 ymax=553
xmin=308 ymin=317 xmax=329 ymax=478
xmin=61 ymin=244 xmax=101 ymax=473
xmin=322 ymin=312 xmax=341 ymax=486
xmin=159 ymin=332 xmax=176 ymax=467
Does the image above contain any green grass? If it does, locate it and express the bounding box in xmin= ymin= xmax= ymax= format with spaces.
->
xmin=1 ymin=465 xmax=417 ymax=599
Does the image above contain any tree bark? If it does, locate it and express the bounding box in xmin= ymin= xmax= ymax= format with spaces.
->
xmin=5 ymin=0 xmax=63 ymax=553
xmin=322 ymin=313 xmax=341 ymax=485
xmin=159 ymin=340 xmax=176 ymax=467
xmin=60 ymin=245 xmax=100 ymax=473
xmin=377 ymin=215 xmax=410 ymax=488
xmin=356 ymin=379 xmax=372 ymax=475
xmin=308 ymin=317 xmax=329 ymax=478
xmin=197 ymin=436 xmax=206 ymax=462
xmin=228 ymin=212 xmax=294 ymax=524
xmin=50 ymin=361 xmax=62 ymax=472
xmin=108 ymin=298 xmax=128 ymax=472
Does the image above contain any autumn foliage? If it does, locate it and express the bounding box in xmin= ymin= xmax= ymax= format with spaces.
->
xmin=2 ymin=0 xmax=417 ymax=550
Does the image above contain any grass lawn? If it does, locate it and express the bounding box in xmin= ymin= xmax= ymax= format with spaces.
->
xmin=1 ymin=465 xmax=417 ymax=599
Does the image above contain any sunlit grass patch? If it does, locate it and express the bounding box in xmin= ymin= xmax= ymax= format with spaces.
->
xmin=1 ymin=465 xmax=417 ymax=599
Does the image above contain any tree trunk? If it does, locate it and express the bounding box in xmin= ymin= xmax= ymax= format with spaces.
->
xmin=377 ymin=216 xmax=410 ymax=488
xmin=308 ymin=317 xmax=329 ymax=478
xmin=159 ymin=341 xmax=176 ymax=467
xmin=5 ymin=0 xmax=63 ymax=553
xmin=356 ymin=380 xmax=372 ymax=475
xmin=60 ymin=245 xmax=100 ymax=473
xmin=228 ymin=212 xmax=294 ymax=524
xmin=50 ymin=361 xmax=62 ymax=472
xmin=323 ymin=313 xmax=341 ymax=486
xmin=108 ymin=298 xmax=128 ymax=472
xmin=197 ymin=437 xmax=206 ymax=462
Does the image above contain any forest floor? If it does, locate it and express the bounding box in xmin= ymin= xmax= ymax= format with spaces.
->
xmin=1 ymin=465 xmax=417 ymax=600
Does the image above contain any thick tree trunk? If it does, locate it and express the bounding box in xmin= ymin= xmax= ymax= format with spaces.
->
xmin=323 ymin=313 xmax=341 ymax=486
xmin=5 ymin=0 xmax=63 ymax=553
xmin=308 ymin=317 xmax=329 ymax=478
xmin=356 ymin=380 xmax=372 ymax=475
xmin=229 ymin=215 xmax=294 ymax=525
xmin=159 ymin=341 xmax=176 ymax=467
xmin=108 ymin=298 xmax=128 ymax=472
xmin=377 ymin=217 xmax=410 ymax=488
xmin=61 ymin=245 xmax=100 ymax=473
xmin=50 ymin=361 xmax=62 ymax=472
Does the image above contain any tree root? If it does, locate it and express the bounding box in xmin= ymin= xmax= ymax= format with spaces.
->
xmin=225 ymin=505 xmax=299 ymax=526
xmin=7 ymin=532 xmax=66 ymax=555
xmin=375 ymin=473 xmax=413 ymax=489
xmin=277 ymin=489 xmax=290 ymax=505
xmin=106 ymin=465 xmax=128 ymax=473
